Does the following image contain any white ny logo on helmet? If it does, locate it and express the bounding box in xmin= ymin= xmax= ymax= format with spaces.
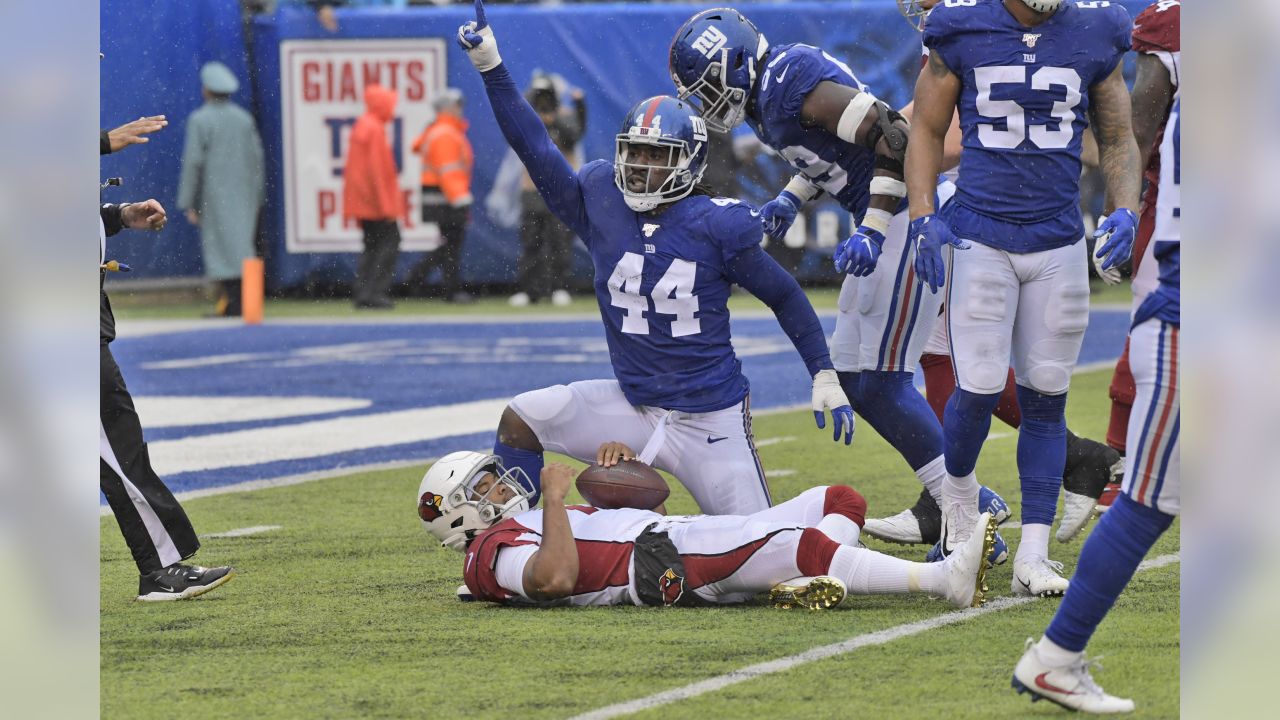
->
xmin=692 ymin=26 xmax=727 ymax=58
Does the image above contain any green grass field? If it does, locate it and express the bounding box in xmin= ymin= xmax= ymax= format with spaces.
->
xmin=100 ymin=367 xmax=1178 ymax=719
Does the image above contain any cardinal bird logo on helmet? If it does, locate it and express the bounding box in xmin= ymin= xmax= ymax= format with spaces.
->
xmin=659 ymin=567 xmax=686 ymax=606
xmin=418 ymin=492 xmax=445 ymax=522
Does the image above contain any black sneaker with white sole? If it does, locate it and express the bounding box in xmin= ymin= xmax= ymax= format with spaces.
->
xmin=137 ymin=563 xmax=235 ymax=602
xmin=1063 ymin=430 xmax=1121 ymax=501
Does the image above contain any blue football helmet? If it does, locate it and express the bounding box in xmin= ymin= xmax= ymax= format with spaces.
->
xmin=614 ymin=96 xmax=710 ymax=212
xmin=668 ymin=8 xmax=768 ymax=133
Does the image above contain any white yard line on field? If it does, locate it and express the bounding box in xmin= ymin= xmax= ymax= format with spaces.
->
xmin=146 ymin=398 xmax=508 ymax=476
xmin=101 ymin=458 xmax=433 ymax=516
xmin=754 ymin=436 xmax=796 ymax=448
xmin=203 ymin=525 xmax=282 ymax=538
xmin=569 ymin=553 xmax=1180 ymax=720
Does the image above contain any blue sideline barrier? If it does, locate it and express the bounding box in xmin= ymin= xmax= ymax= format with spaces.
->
xmin=101 ymin=0 xmax=1146 ymax=290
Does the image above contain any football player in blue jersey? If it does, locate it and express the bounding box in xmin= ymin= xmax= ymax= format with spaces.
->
xmin=1013 ymin=96 xmax=1179 ymax=715
xmin=455 ymin=0 xmax=853 ymax=516
xmin=868 ymin=0 xmax=1124 ymax=556
xmin=906 ymin=0 xmax=1141 ymax=597
xmin=669 ymin=7 xmax=1011 ymax=556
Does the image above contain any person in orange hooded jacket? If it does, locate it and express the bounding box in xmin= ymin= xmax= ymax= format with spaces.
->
xmin=407 ymin=88 xmax=474 ymax=303
xmin=343 ymin=83 xmax=402 ymax=309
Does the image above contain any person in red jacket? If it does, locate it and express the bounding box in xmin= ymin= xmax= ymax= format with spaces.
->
xmin=343 ymin=83 xmax=403 ymax=309
xmin=407 ymin=88 xmax=475 ymax=303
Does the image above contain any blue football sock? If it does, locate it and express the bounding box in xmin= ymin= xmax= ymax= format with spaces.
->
xmin=1015 ymin=385 xmax=1067 ymax=527
xmin=493 ymin=440 xmax=544 ymax=507
xmin=857 ymin=370 xmax=944 ymax=471
xmin=1045 ymin=494 xmax=1173 ymax=651
xmin=942 ymin=388 xmax=1000 ymax=477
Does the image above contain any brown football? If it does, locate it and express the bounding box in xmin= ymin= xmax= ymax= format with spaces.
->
xmin=575 ymin=459 xmax=670 ymax=510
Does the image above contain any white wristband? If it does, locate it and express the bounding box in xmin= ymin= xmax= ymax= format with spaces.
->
xmin=859 ymin=208 xmax=892 ymax=235
xmin=784 ymin=174 xmax=821 ymax=202
xmin=869 ymin=176 xmax=907 ymax=199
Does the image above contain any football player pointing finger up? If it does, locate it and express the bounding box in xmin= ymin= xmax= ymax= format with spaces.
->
xmin=458 ymin=1 xmax=851 ymax=517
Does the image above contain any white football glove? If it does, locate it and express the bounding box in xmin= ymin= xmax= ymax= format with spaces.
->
xmin=1091 ymin=215 xmax=1123 ymax=285
xmin=811 ymin=369 xmax=855 ymax=445
xmin=457 ymin=0 xmax=502 ymax=73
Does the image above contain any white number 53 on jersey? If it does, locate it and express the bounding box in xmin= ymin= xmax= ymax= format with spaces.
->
xmin=608 ymin=252 xmax=701 ymax=337
xmin=974 ymin=65 xmax=1083 ymax=150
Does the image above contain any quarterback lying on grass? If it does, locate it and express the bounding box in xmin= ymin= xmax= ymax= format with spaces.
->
xmin=417 ymin=451 xmax=997 ymax=610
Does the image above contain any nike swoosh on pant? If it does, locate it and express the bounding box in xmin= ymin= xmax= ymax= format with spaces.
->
xmin=707 ymin=436 xmax=728 ymax=444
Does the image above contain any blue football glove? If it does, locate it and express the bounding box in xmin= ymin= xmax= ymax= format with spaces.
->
xmin=457 ymin=0 xmax=502 ymax=72
xmin=834 ymin=226 xmax=885 ymax=277
xmin=910 ymin=213 xmax=969 ymax=293
xmin=811 ymin=369 xmax=855 ymax=445
xmin=760 ymin=190 xmax=801 ymax=240
xmin=1093 ymin=207 xmax=1137 ymax=271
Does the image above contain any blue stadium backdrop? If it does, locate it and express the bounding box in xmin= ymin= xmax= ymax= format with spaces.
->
xmin=100 ymin=0 xmax=1148 ymax=290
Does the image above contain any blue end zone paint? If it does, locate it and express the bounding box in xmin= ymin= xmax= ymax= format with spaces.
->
xmin=107 ymin=310 xmax=1130 ymax=498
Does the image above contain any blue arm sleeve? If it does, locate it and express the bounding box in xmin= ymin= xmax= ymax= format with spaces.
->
xmin=727 ymin=246 xmax=833 ymax=377
xmin=480 ymin=63 xmax=590 ymax=239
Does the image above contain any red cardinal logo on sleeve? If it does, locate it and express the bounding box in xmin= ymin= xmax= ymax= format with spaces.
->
xmin=418 ymin=492 xmax=446 ymax=522
xmin=659 ymin=568 xmax=686 ymax=606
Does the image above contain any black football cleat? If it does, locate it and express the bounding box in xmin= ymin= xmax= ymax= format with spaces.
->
xmin=137 ymin=563 xmax=235 ymax=602
xmin=862 ymin=488 xmax=942 ymax=546
xmin=1058 ymin=431 xmax=1123 ymax=542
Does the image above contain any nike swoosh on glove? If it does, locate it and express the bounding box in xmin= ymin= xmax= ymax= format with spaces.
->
xmin=910 ymin=213 xmax=970 ymax=293
xmin=834 ymin=226 xmax=884 ymax=277
xmin=760 ymin=190 xmax=800 ymax=240
xmin=1093 ymin=207 xmax=1137 ymax=271
xmin=812 ymin=369 xmax=854 ymax=445
xmin=457 ymin=0 xmax=502 ymax=72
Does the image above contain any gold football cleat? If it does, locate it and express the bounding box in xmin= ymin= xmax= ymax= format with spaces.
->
xmin=770 ymin=576 xmax=847 ymax=610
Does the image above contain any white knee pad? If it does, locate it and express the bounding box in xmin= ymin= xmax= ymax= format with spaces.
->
xmin=510 ymin=384 xmax=575 ymax=424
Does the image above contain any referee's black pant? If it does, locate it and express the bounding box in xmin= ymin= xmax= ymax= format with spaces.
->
xmin=101 ymin=341 xmax=199 ymax=574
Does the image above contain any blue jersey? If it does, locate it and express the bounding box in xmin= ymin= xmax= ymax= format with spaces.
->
xmin=1135 ymin=97 xmax=1180 ymax=328
xmin=571 ymin=160 xmax=767 ymax=412
xmin=478 ymin=63 xmax=832 ymax=413
xmin=746 ymin=44 xmax=878 ymax=220
xmin=925 ymin=0 xmax=1132 ymax=252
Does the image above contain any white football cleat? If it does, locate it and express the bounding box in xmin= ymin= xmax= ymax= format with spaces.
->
xmin=769 ymin=575 xmax=847 ymax=610
xmin=939 ymin=512 xmax=995 ymax=608
xmin=1056 ymin=489 xmax=1098 ymax=543
xmin=938 ymin=497 xmax=979 ymax=556
xmin=863 ymin=508 xmax=926 ymax=545
xmin=1012 ymin=638 xmax=1136 ymax=713
xmin=1012 ymin=556 xmax=1070 ymax=597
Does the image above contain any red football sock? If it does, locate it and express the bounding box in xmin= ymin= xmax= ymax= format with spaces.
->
xmin=796 ymin=528 xmax=841 ymax=577
xmin=920 ymin=353 xmax=954 ymax=424
xmin=993 ymin=368 xmax=1022 ymax=428
xmin=1107 ymin=339 xmax=1135 ymax=453
xmin=823 ymin=485 xmax=867 ymax=527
